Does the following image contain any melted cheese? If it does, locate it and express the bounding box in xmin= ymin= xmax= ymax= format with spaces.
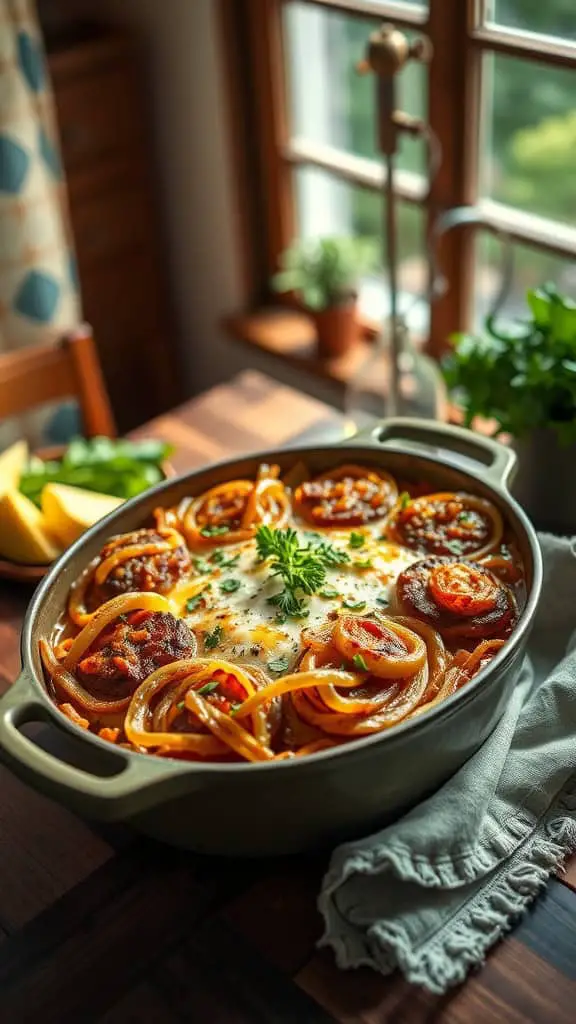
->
xmin=174 ymin=526 xmax=418 ymax=675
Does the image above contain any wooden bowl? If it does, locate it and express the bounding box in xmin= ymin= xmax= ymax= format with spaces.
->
xmin=0 ymin=445 xmax=174 ymax=585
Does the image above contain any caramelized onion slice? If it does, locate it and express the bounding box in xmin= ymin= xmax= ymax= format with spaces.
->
xmin=125 ymin=658 xmax=274 ymax=762
xmin=389 ymin=615 xmax=447 ymax=702
xmin=333 ymin=615 xmax=427 ymax=679
xmin=234 ymin=667 xmax=363 ymax=720
xmin=183 ymin=690 xmax=274 ymax=763
xmin=180 ymin=464 xmax=290 ymax=546
xmin=290 ymin=661 xmax=429 ymax=736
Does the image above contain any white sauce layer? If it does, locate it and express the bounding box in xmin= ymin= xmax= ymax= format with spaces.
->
xmin=169 ymin=524 xmax=419 ymax=674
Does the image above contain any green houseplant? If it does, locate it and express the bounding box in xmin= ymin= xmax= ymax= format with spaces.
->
xmin=442 ymin=282 xmax=576 ymax=532
xmin=272 ymin=236 xmax=375 ymax=357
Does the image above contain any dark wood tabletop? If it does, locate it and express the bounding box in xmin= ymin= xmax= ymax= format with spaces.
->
xmin=1 ymin=370 xmax=576 ymax=1023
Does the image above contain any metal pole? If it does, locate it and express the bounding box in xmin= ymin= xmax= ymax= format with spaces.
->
xmin=384 ymin=150 xmax=400 ymax=417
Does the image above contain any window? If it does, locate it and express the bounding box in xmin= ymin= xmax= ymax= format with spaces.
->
xmin=223 ymin=1 xmax=576 ymax=356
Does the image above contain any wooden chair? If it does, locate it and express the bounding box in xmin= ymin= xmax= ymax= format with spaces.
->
xmin=0 ymin=324 xmax=116 ymax=438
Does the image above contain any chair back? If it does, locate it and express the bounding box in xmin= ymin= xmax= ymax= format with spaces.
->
xmin=0 ymin=325 xmax=116 ymax=437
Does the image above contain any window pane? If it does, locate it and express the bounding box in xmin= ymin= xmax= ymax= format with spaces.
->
xmin=475 ymin=233 xmax=576 ymax=325
xmin=294 ymin=166 xmax=429 ymax=334
xmin=480 ymin=53 xmax=576 ymax=226
xmin=484 ymin=0 xmax=576 ymax=42
xmin=284 ymin=2 xmax=427 ymax=174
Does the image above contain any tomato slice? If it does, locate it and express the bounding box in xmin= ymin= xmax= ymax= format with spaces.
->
xmin=428 ymin=562 xmax=499 ymax=616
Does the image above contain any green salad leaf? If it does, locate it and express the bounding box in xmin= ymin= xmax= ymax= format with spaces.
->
xmin=19 ymin=436 xmax=173 ymax=507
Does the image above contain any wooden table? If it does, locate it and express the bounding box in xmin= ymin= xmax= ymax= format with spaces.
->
xmin=1 ymin=370 xmax=576 ymax=1023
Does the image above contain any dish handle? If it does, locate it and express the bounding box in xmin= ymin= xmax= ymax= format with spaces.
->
xmin=349 ymin=417 xmax=517 ymax=490
xmin=0 ymin=671 xmax=193 ymax=821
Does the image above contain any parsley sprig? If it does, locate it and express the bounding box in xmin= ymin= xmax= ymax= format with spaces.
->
xmin=256 ymin=525 xmax=349 ymax=618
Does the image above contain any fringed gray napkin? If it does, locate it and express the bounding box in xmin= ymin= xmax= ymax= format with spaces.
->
xmin=319 ymin=534 xmax=576 ymax=993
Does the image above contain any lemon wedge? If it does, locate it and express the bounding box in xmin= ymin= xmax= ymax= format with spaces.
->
xmin=0 ymin=490 xmax=61 ymax=565
xmin=0 ymin=440 xmax=28 ymax=490
xmin=42 ymin=482 xmax=123 ymax=547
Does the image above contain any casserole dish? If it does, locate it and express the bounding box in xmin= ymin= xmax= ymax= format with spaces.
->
xmin=0 ymin=419 xmax=542 ymax=856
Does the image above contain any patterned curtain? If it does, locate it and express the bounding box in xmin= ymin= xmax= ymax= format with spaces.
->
xmin=0 ymin=0 xmax=80 ymax=446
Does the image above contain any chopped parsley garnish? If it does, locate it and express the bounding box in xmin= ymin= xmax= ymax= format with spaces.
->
xmin=185 ymin=586 xmax=210 ymax=613
xmin=268 ymin=655 xmax=290 ymax=674
xmin=220 ymin=578 xmax=241 ymax=593
xmin=176 ymin=700 xmax=185 ymax=711
xmin=399 ymin=491 xmax=411 ymax=509
xmin=197 ymin=680 xmax=220 ymax=696
xmin=353 ymin=653 xmax=368 ymax=671
xmin=457 ymin=511 xmax=471 ymax=523
xmin=211 ymin=550 xmax=240 ymax=568
xmin=292 ymin=607 xmax=310 ymax=619
xmin=313 ymin=539 xmax=351 ymax=569
xmin=343 ymin=597 xmax=367 ymax=611
xmin=192 ymin=557 xmax=210 ymax=574
xmin=355 ymin=559 xmax=372 ymax=569
xmin=256 ymin=525 xmax=349 ymax=619
xmin=204 ymin=625 xmax=223 ymax=649
xmin=445 ymin=540 xmax=464 ymax=555
xmin=349 ymin=531 xmax=365 ymax=549
xmin=320 ymin=586 xmax=339 ymax=598
xmin=200 ymin=524 xmax=229 ymax=538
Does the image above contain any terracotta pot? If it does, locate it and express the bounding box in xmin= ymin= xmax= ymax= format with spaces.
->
xmin=310 ymin=298 xmax=358 ymax=358
xmin=511 ymin=428 xmax=576 ymax=535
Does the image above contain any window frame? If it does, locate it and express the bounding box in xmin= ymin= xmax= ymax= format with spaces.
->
xmin=219 ymin=0 xmax=576 ymax=356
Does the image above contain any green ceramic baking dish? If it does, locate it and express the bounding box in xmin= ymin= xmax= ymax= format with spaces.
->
xmin=0 ymin=419 xmax=542 ymax=856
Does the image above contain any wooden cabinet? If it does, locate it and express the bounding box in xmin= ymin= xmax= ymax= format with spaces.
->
xmin=47 ymin=30 xmax=182 ymax=432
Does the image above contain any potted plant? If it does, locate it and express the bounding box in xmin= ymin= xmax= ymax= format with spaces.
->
xmin=442 ymin=282 xmax=576 ymax=533
xmin=272 ymin=236 xmax=375 ymax=358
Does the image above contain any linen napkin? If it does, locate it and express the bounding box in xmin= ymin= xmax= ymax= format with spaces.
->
xmin=319 ymin=533 xmax=576 ymax=993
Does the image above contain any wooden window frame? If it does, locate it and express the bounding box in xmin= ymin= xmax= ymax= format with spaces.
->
xmin=219 ymin=0 xmax=576 ymax=357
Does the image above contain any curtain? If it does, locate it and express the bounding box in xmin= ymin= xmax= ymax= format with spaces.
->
xmin=0 ymin=0 xmax=80 ymax=447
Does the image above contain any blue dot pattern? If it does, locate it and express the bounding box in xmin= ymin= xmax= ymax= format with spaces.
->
xmin=43 ymin=401 xmax=82 ymax=444
xmin=14 ymin=270 xmax=60 ymax=322
xmin=0 ymin=8 xmax=81 ymax=356
xmin=17 ymin=30 xmax=45 ymax=92
xmin=0 ymin=135 xmax=30 ymax=193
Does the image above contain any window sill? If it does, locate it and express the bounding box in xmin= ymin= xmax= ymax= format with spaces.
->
xmin=224 ymin=306 xmax=375 ymax=387
xmin=224 ymin=305 xmax=498 ymax=437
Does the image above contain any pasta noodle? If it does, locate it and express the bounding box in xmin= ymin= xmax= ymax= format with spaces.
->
xmin=39 ymin=461 xmax=526 ymax=762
